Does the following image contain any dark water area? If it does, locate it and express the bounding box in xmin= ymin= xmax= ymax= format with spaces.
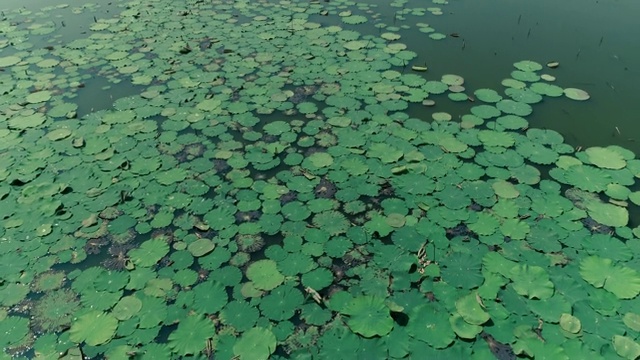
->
xmin=378 ymin=0 xmax=640 ymax=152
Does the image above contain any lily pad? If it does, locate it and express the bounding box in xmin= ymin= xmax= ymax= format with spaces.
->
xmin=246 ymin=259 xmax=284 ymax=291
xmin=579 ymin=256 xmax=640 ymax=299
xmin=69 ymin=310 xmax=118 ymax=346
xmin=233 ymin=327 xmax=277 ymax=360
xmin=168 ymin=314 xmax=216 ymax=356
xmin=129 ymin=238 xmax=170 ymax=267
xmin=341 ymin=295 xmax=394 ymax=338
xmin=564 ymin=87 xmax=590 ymax=101
xmin=187 ymin=238 xmax=215 ymax=257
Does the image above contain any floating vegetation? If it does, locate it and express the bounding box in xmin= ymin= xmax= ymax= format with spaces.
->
xmin=31 ymin=289 xmax=81 ymax=333
xmin=0 ymin=0 xmax=638 ymax=359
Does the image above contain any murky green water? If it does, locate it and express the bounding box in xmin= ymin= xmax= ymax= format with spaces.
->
xmin=1 ymin=0 xmax=640 ymax=359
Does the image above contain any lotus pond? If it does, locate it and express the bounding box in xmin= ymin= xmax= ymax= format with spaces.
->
xmin=1 ymin=0 xmax=640 ymax=359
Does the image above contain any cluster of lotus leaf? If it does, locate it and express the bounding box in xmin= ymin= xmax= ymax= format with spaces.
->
xmin=0 ymin=0 xmax=639 ymax=359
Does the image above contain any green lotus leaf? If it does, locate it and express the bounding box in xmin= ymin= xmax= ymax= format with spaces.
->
xmin=386 ymin=213 xmax=407 ymax=227
xmin=26 ymin=90 xmax=52 ymax=104
xmin=138 ymin=295 xmax=168 ymax=329
xmin=441 ymin=74 xmax=464 ymax=86
xmin=220 ymin=300 xmax=259 ymax=332
xmin=156 ymin=168 xmax=188 ymax=185
xmin=368 ymin=142 xmax=403 ymax=163
xmin=246 ymin=259 xmax=284 ymax=291
xmin=527 ymin=128 xmax=564 ymax=145
xmin=514 ymin=60 xmax=543 ymax=72
xmin=325 ymin=236 xmax=353 ymax=258
xmin=496 ymin=99 xmax=532 ymax=116
xmin=0 ymin=283 xmax=29 ymax=306
xmin=623 ymin=312 xmax=640 ymax=332
xmin=526 ymin=218 xmax=564 ymax=252
xmin=192 ymin=280 xmax=227 ymax=314
xmin=530 ymin=82 xmax=564 ymax=97
xmin=509 ymin=164 xmax=541 ymax=184
xmin=263 ymin=120 xmax=291 ymax=135
xmin=432 ymin=111 xmax=452 ymax=122
xmin=9 ymin=112 xmax=47 ymax=129
xmin=613 ymin=335 xmax=640 ymax=360
xmin=579 ymin=256 xmax=640 ymax=299
xmin=496 ymin=114 xmax=529 ymax=130
xmin=474 ymin=88 xmax=503 ymax=103
xmin=143 ymin=278 xmax=173 ymax=298
xmin=455 ymin=292 xmax=490 ymax=325
xmin=129 ymin=238 xmax=170 ymax=267
xmin=365 ymin=213 xmax=394 ymax=237
xmin=196 ymin=98 xmax=222 ymax=111
xmin=509 ymin=264 xmax=554 ymax=300
xmin=187 ymin=238 xmax=215 ymax=257
xmin=471 ymin=104 xmax=501 ymax=119
xmin=342 ymin=15 xmax=368 ymax=25
xmin=478 ymin=130 xmax=515 ymax=148
xmin=564 ymin=87 xmax=590 ymax=101
xmin=468 ymin=212 xmax=499 ymax=236
xmin=69 ymin=310 xmax=118 ymax=346
xmin=499 ymin=218 xmax=530 ymax=240
xmin=259 ymin=284 xmax=304 ymax=321
xmin=312 ymin=210 xmax=350 ymax=236
xmin=407 ymin=303 xmax=455 ymax=349
xmin=582 ymin=234 xmax=632 ymax=261
xmin=168 ymin=314 xmax=215 ymax=356
xmin=297 ymin=101 xmax=318 ymax=114
xmin=0 ymin=55 xmax=21 ymax=67
xmin=300 ymin=302 xmax=333 ymax=326
xmin=423 ymin=80 xmax=449 ymax=94
xmin=301 ymin=267 xmax=334 ymax=290
xmin=439 ymin=137 xmax=468 ymax=153
xmin=449 ymin=313 xmax=483 ymax=339
xmin=341 ymin=295 xmax=394 ymax=338
xmin=604 ymin=184 xmax=630 ymax=203
xmin=112 ymin=295 xmax=142 ymax=321
xmin=585 ymin=146 xmax=626 ymax=170
xmin=150 ymin=209 xmax=174 ymax=228
xmin=401 ymin=74 xmax=427 ymax=87
xmin=560 ymin=165 xmax=612 ymax=192
xmin=441 ymin=252 xmax=484 ymax=290
xmin=281 ymin=201 xmax=311 ymax=222
xmin=516 ymin=141 xmax=558 ymax=165
xmin=586 ymin=201 xmax=628 ymax=227
xmin=204 ymin=207 xmax=236 ymax=230
xmin=559 ymin=313 xmax=581 ymax=334
xmin=528 ymin=293 xmax=571 ymax=322
xmin=48 ymin=103 xmax=79 ymax=118
xmin=511 ymin=69 xmax=540 ymax=82
xmin=233 ymin=327 xmax=277 ymax=360
xmin=0 ymin=315 xmax=30 ymax=349
xmin=518 ymin=338 xmax=569 ymax=359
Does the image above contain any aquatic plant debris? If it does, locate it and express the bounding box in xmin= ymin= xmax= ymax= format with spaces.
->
xmin=0 ymin=0 xmax=638 ymax=359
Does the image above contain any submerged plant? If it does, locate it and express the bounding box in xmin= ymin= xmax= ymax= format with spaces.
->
xmin=31 ymin=289 xmax=81 ymax=333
